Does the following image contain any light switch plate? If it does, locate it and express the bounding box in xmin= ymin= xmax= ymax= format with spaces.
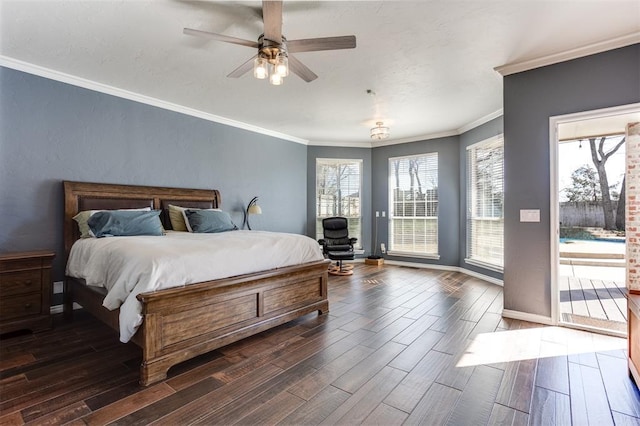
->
xmin=520 ymin=209 xmax=540 ymax=222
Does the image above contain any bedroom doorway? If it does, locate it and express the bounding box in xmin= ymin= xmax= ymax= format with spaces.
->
xmin=550 ymin=104 xmax=640 ymax=336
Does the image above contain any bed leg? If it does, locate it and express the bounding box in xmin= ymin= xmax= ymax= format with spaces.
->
xmin=139 ymin=362 xmax=168 ymax=387
xmin=318 ymin=301 xmax=329 ymax=315
xmin=63 ymin=280 xmax=74 ymax=321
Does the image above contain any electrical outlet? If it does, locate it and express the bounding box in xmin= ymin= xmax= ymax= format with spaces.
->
xmin=381 ymin=243 xmax=386 ymax=253
xmin=375 ymin=211 xmax=379 ymax=217
xmin=382 ymin=211 xmax=386 ymax=217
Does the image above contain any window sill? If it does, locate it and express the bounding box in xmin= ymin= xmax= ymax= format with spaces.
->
xmin=387 ymin=251 xmax=440 ymax=260
xmin=464 ymin=258 xmax=503 ymax=273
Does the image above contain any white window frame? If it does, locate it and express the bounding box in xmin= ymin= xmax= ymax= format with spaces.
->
xmin=315 ymin=158 xmax=363 ymax=249
xmin=465 ymin=135 xmax=504 ymax=272
xmin=388 ymin=152 xmax=439 ymax=259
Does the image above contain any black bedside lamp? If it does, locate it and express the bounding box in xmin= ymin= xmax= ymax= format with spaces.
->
xmin=244 ymin=196 xmax=262 ymax=230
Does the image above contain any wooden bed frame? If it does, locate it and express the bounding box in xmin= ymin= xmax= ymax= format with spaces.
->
xmin=63 ymin=181 xmax=329 ymax=386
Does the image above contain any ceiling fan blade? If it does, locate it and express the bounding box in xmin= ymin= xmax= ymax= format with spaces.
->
xmin=183 ymin=28 xmax=259 ymax=48
xmin=287 ymin=35 xmax=356 ymax=53
xmin=288 ymin=55 xmax=318 ymax=82
xmin=262 ymin=1 xmax=282 ymax=42
xmin=227 ymin=54 xmax=258 ymax=78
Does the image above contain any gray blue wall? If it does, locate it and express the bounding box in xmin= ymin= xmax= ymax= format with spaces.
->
xmin=1 ymin=67 xmax=308 ymax=279
xmin=372 ymin=136 xmax=461 ymax=267
xmin=459 ymin=116 xmax=504 ymax=280
xmin=503 ymin=44 xmax=640 ymax=317
xmin=306 ymin=146 xmax=372 ymax=254
xmin=8 ymin=44 xmax=636 ymax=320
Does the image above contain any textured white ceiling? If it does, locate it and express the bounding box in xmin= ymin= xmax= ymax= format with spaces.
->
xmin=1 ymin=1 xmax=639 ymax=145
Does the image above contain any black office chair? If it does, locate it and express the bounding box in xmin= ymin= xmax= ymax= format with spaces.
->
xmin=318 ymin=217 xmax=358 ymax=276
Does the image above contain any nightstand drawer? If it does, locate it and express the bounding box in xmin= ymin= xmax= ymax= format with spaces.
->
xmin=0 ymin=258 xmax=44 ymax=272
xmin=0 ymin=293 xmax=42 ymax=321
xmin=0 ymin=270 xmax=42 ymax=297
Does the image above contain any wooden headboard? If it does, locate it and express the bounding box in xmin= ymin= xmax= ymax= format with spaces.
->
xmin=63 ymin=181 xmax=221 ymax=259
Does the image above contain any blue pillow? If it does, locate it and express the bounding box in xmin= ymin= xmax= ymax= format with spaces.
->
xmin=88 ymin=210 xmax=163 ymax=238
xmin=184 ymin=209 xmax=237 ymax=233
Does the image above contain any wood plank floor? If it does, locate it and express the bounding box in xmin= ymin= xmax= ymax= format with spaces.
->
xmin=1 ymin=264 xmax=639 ymax=425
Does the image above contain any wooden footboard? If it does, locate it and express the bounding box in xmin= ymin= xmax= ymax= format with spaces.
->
xmin=66 ymin=260 xmax=328 ymax=386
xmin=136 ymin=260 xmax=328 ymax=385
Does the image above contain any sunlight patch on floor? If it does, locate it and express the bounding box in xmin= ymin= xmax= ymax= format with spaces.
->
xmin=456 ymin=326 xmax=626 ymax=367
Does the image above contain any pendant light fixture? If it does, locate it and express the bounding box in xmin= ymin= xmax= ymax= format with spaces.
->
xmin=370 ymin=122 xmax=390 ymax=140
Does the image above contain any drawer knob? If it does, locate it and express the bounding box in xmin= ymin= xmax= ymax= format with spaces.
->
xmin=24 ymin=303 xmax=32 ymax=309
xmin=24 ymin=280 xmax=33 ymax=286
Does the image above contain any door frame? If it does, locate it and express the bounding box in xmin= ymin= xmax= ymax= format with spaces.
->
xmin=549 ymin=102 xmax=640 ymax=334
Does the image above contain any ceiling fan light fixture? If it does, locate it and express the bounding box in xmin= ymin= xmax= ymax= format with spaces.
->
xmin=253 ymin=56 xmax=269 ymax=79
xmin=275 ymin=54 xmax=289 ymax=77
xmin=370 ymin=122 xmax=390 ymax=140
xmin=269 ymin=68 xmax=283 ymax=85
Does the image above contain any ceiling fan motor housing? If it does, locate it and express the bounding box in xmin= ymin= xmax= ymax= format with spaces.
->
xmin=258 ymin=34 xmax=287 ymax=62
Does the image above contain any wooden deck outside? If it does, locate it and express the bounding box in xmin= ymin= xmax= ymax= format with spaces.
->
xmin=559 ymin=274 xmax=628 ymax=333
xmin=559 ymin=239 xmax=628 ymax=333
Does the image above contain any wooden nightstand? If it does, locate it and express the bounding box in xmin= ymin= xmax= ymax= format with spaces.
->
xmin=0 ymin=250 xmax=55 ymax=334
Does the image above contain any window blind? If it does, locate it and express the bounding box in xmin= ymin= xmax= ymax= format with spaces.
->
xmin=388 ymin=153 xmax=438 ymax=256
xmin=466 ymin=137 xmax=504 ymax=270
xmin=316 ymin=159 xmax=362 ymax=248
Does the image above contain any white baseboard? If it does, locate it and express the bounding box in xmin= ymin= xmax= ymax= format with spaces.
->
xmin=501 ymin=309 xmax=555 ymax=326
xmin=460 ymin=267 xmax=503 ymax=287
xmin=383 ymin=259 xmax=504 ymax=287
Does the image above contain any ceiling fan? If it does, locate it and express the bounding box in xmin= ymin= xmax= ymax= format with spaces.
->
xmin=183 ymin=1 xmax=356 ymax=85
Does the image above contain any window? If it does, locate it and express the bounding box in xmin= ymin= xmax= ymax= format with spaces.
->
xmin=466 ymin=137 xmax=504 ymax=270
xmin=316 ymin=159 xmax=362 ymax=248
xmin=388 ymin=153 xmax=438 ymax=257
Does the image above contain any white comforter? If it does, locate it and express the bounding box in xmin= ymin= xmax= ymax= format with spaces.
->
xmin=66 ymin=230 xmax=324 ymax=342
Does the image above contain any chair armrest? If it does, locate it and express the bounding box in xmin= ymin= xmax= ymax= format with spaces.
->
xmin=349 ymin=238 xmax=358 ymax=246
xmin=318 ymin=239 xmax=326 ymax=246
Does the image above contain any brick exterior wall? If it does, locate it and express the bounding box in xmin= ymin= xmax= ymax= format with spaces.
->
xmin=626 ymin=122 xmax=640 ymax=294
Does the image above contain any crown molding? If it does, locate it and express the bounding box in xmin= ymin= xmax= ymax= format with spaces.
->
xmin=0 ymin=56 xmax=309 ymax=145
xmin=457 ymin=109 xmax=503 ymax=134
xmin=495 ymin=32 xmax=640 ymax=76
xmin=309 ymin=140 xmax=373 ymax=148
xmin=1 ymin=55 xmax=504 ymax=149
xmin=308 ymin=129 xmax=459 ymax=149
xmin=370 ymin=130 xmax=459 ymax=148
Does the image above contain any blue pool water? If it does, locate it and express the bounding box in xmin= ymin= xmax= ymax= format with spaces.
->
xmin=560 ymin=237 xmax=625 ymax=244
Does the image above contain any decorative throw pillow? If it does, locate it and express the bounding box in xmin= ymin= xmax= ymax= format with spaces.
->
xmin=183 ymin=209 xmax=237 ymax=233
xmin=88 ymin=210 xmax=163 ymax=238
xmin=73 ymin=207 xmax=151 ymax=238
xmin=168 ymin=204 xmax=221 ymax=231
xmin=168 ymin=204 xmax=190 ymax=232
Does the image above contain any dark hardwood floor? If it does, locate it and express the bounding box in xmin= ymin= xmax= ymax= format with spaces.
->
xmin=1 ymin=264 xmax=639 ymax=425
